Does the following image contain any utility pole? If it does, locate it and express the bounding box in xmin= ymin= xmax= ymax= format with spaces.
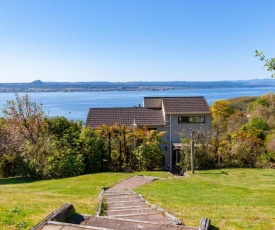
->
xmin=133 ymin=119 xmax=137 ymax=149
xmin=190 ymin=137 xmax=195 ymax=175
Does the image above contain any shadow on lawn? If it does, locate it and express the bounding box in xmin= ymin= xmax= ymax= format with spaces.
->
xmin=198 ymin=170 xmax=229 ymax=175
xmin=209 ymin=226 xmax=219 ymax=230
xmin=0 ymin=177 xmax=36 ymax=185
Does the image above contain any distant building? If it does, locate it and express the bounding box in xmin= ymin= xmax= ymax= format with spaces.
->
xmin=86 ymin=96 xmax=212 ymax=171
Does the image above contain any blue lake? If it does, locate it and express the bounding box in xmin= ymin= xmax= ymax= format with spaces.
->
xmin=0 ymin=87 xmax=274 ymax=121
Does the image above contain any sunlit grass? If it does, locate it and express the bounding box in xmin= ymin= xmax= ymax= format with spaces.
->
xmin=135 ymin=168 xmax=275 ymax=230
xmin=1 ymin=169 xmax=274 ymax=230
xmin=0 ymin=173 xmax=128 ymax=229
xmin=0 ymin=171 xmax=168 ymax=229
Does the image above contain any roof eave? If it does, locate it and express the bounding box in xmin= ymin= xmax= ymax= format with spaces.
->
xmin=166 ymin=111 xmax=212 ymax=115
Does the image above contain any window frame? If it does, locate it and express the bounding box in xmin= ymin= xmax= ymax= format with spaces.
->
xmin=178 ymin=116 xmax=205 ymax=124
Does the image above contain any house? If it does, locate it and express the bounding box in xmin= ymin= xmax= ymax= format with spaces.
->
xmin=86 ymin=96 xmax=212 ymax=171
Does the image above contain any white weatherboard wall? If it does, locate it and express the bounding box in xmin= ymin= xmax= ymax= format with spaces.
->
xmin=164 ymin=113 xmax=212 ymax=170
xmin=168 ymin=114 xmax=212 ymax=143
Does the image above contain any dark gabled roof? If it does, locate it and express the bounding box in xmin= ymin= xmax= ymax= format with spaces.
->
xmin=86 ymin=107 xmax=164 ymax=128
xmin=162 ymin=96 xmax=211 ymax=114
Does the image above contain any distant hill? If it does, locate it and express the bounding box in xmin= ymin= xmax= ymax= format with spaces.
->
xmin=0 ymin=79 xmax=274 ymax=93
xmin=30 ymin=80 xmax=45 ymax=85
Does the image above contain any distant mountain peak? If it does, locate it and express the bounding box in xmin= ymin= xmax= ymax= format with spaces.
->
xmin=31 ymin=80 xmax=44 ymax=84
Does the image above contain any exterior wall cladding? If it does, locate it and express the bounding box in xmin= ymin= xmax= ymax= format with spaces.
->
xmin=168 ymin=114 xmax=212 ymax=142
xmin=162 ymin=114 xmax=212 ymax=169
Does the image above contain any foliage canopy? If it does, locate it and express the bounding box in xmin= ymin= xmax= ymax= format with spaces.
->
xmin=0 ymin=94 xmax=165 ymax=179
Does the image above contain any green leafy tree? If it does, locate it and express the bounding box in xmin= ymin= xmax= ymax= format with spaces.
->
xmin=255 ymin=96 xmax=269 ymax=107
xmin=44 ymin=116 xmax=85 ymax=178
xmin=116 ymin=124 xmax=133 ymax=171
xmin=134 ymin=128 xmax=166 ymax=171
xmin=97 ymin=123 xmax=136 ymax=171
xmin=255 ymin=50 xmax=275 ymax=78
xmin=80 ymin=126 xmax=108 ymax=173
xmin=96 ymin=124 xmax=166 ymax=171
xmin=241 ymin=118 xmax=269 ymax=140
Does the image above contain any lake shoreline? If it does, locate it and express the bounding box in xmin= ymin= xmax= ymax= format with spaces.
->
xmin=1 ymin=79 xmax=275 ymax=93
xmin=1 ymin=87 xmax=274 ymax=121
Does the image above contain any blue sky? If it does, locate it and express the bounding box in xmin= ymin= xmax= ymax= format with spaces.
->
xmin=0 ymin=0 xmax=274 ymax=83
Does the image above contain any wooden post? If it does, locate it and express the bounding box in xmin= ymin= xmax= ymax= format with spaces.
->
xmin=199 ymin=218 xmax=211 ymax=230
xmin=108 ymin=132 xmax=111 ymax=164
xmin=133 ymin=119 xmax=137 ymax=150
xmin=119 ymin=134 xmax=122 ymax=171
xmin=191 ymin=139 xmax=195 ymax=175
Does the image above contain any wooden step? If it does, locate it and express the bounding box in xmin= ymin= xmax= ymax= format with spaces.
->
xmin=106 ymin=209 xmax=157 ymax=216
xmin=85 ymin=216 xmax=198 ymax=230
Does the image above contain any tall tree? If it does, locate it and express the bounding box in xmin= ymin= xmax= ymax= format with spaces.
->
xmin=45 ymin=116 xmax=85 ymax=178
xmin=2 ymin=94 xmax=46 ymax=148
xmin=134 ymin=128 xmax=166 ymax=170
xmin=113 ymin=124 xmax=130 ymax=171
xmin=97 ymin=124 xmax=114 ymax=164
xmin=2 ymin=94 xmax=50 ymax=177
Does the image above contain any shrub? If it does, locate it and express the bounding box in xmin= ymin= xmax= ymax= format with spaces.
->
xmin=45 ymin=150 xmax=84 ymax=178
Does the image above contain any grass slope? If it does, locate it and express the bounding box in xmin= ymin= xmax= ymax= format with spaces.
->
xmin=135 ymin=168 xmax=275 ymax=230
xmin=0 ymin=171 xmax=169 ymax=230
xmin=0 ymin=173 xmax=129 ymax=229
xmin=0 ymin=169 xmax=274 ymax=229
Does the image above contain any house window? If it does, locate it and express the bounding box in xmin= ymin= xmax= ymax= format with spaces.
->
xmin=178 ymin=116 xmax=205 ymax=123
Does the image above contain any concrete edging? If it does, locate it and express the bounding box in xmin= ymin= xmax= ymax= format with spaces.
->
xmin=137 ymin=191 xmax=183 ymax=225
xmin=30 ymin=203 xmax=75 ymax=230
xmin=96 ymin=186 xmax=109 ymax=217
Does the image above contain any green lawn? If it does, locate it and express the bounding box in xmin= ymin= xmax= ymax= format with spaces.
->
xmin=0 ymin=171 xmax=168 ymax=230
xmin=0 ymin=169 xmax=274 ymax=230
xmin=136 ymin=168 xmax=275 ymax=230
xmin=0 ymin=173 xmax=127 ymax=229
